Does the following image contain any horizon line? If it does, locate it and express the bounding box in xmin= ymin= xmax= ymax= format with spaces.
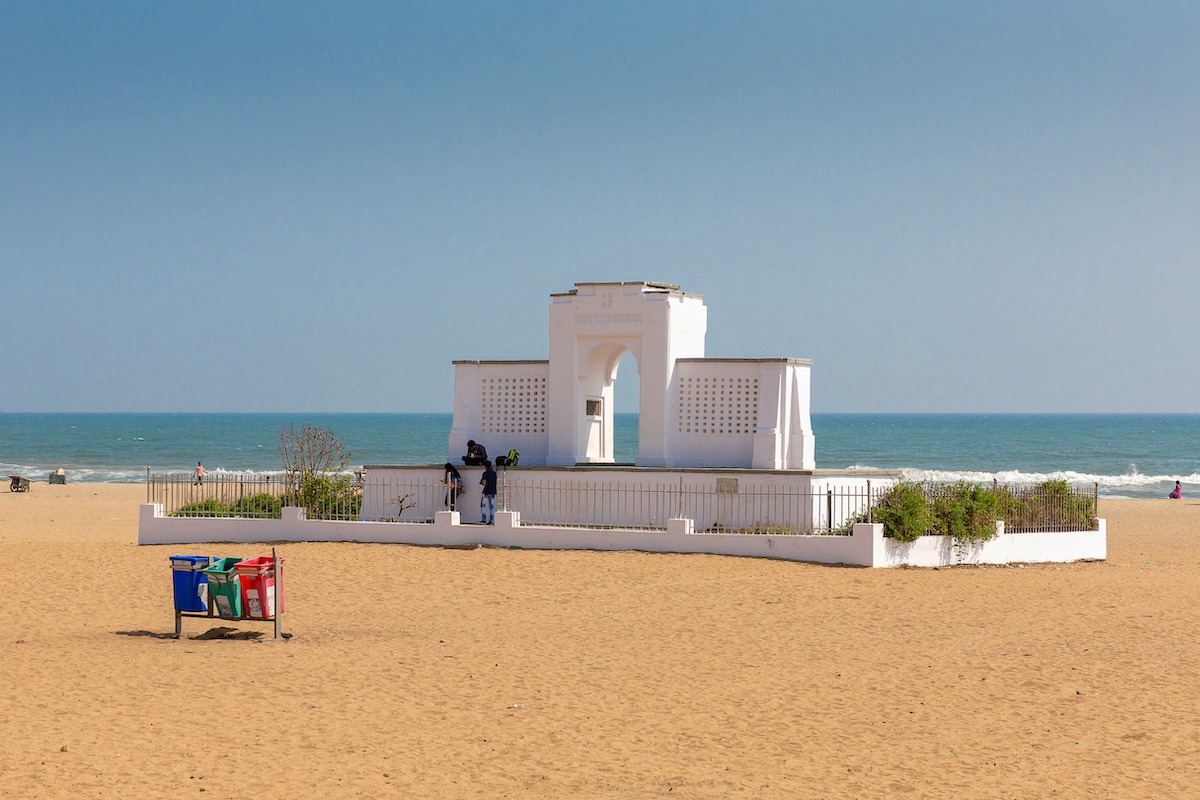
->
xmin=1 ymin=410 xmax=1197 ymax=416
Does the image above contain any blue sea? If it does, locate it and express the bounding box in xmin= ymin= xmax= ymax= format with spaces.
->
xmin=1 ymin=413 xmax=1197 ymax=499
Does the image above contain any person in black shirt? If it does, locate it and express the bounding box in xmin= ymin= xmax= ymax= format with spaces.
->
xmin=462 ymin=440 xmax=488 ymax=466
xmin=480 ymin=460 xmax=497 ymax=524
xmin=443 ymin=463 xmax=464 ymax=510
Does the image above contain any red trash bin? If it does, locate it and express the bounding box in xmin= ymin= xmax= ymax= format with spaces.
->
xmin=234 ymin=556 xmax=285 ymax=619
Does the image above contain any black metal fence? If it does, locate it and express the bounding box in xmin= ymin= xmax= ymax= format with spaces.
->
xmin=147 ymin=472 xmax=1100 ymax=535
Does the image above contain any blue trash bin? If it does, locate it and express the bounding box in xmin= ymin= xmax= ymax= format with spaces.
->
xmin=170 ymin=555 xmax=212 ymax=612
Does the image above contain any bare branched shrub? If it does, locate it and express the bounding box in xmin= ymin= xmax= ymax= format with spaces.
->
xmin=279 ymin=424 xmax=358 ymax=519
xmin=279 ymin=423 xmax=351 ymax=477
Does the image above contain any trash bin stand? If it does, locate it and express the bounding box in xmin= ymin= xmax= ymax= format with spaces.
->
xmin=174 ymin=600 xmax=215 ymax=637
xmin=272 ymin=548 xmax=283 ymax=641
xmin=171 ymin=547 xmax=287 ymax=640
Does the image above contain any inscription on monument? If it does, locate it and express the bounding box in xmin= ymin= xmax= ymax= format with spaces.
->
xmin=574 ymin=313 xmax=643 ymax=324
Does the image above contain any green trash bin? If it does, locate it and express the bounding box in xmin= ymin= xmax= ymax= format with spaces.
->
xmin=201 ymin=557 xmax=243 ymax=618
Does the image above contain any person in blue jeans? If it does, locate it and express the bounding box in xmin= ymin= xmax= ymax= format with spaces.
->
xmin=479 ymin=460 xmax=497 ymax=524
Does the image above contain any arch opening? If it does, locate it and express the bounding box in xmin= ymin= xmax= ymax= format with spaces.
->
xmin=613 ymin=352 xmax=639 ymax=463
xmin=576 ymin=342 xmax=638 ymax=464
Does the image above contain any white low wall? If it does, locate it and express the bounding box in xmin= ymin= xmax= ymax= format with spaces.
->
xmin=875 ymin=520 xmax=1108 ymax=567
xmin=138 ymin=506 xmax=1106 ymax=568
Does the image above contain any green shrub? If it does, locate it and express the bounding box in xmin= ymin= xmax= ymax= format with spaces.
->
xmin=870 ymin=479 xmax=1092 ymax=544
xmin=873 ymin=481 xmax=935 ymax=543
xmin=171 ymin=499 xmax=235 ymax=517
xmin=931 ymin=481 xmax=1006 ymax=544
xmin=282 ymin=473 xmax=361 ymax=520
xmin=232 ymin=493 xmax=283 ymax=518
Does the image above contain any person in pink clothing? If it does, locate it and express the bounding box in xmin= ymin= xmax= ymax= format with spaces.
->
xmin=1169 ymin=480 xmax=1182 ymax=499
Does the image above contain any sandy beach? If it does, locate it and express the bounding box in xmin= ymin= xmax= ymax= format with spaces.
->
xmin=1 ymin=484 xmax=1198 ymax=799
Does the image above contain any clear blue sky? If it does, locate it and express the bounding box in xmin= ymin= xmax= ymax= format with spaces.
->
xmin=2 ymin=1 xmax=1196 ymax=413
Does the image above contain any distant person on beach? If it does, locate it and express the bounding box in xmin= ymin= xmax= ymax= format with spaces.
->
xmin=443 ymin=463 xmax=464 ymax=510
xmin=480 ymin=460 xmax=497 ymax=524
xmin=193 ymin=461 xmax=205 ymax=485
xmin=462 ymin=440 xmax=488 ymax=466
xmin=1169 ymin=480 xmax=1182 ymax=499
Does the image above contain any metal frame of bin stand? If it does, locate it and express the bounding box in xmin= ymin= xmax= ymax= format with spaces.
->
xmin=173 ymin=548 xmax=287 ymax=641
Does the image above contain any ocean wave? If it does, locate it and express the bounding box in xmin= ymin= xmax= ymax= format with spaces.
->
xmin=0 ymin=463 xmax=159 ymax=483
xmin=8 ymin=458 xmax=1197 ymax=499
xmin=844 ymin=465 xmax=1198 ymax=499
xmin=896 ymin=468 xmax=1198 ymax=497
xmin=0 ymin=464 xmax=287 ymax=484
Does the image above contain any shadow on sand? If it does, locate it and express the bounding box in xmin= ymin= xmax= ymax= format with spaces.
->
xmin=116 ymin=627 xmax=289 ymax=641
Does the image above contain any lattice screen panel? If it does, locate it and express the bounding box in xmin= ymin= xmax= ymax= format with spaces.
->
xmin=677 ymin=376 xmax=758 ymax=434
xmin=481 ymin=377 xmax=547 ymax=434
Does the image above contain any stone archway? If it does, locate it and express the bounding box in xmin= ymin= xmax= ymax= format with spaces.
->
xmin=575 ymin=342 xmax=635 ymax=463
xmin=545 ymin=282 xmax=707 ymax=466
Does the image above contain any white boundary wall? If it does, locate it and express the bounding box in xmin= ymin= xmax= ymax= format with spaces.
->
xmin=138 ymin=508 xmax=1106 ymax=569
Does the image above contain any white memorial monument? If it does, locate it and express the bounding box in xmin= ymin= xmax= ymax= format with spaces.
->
xmin=141 ymin=279 xmax=1106 ymax=568
xmin=450 ymin=281 xmax=815 ymax=469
